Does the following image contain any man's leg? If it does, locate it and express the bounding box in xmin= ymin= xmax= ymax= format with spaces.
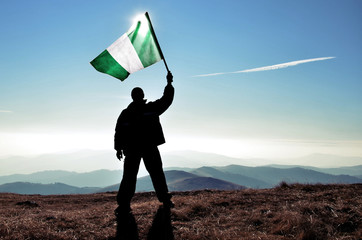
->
xmin=143 ymin=147 xmax=173 ymax=206
xmin=117 ymin=153 xmax=141 ymax=212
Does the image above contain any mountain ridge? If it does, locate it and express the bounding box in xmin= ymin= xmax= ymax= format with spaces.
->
xmin=0 ymin=165 xmax=361 ymax=195
xmin=0 ymin=169 xmax=122 ymax=187
xmin=0 ymin=182 xmax=98 ymax=195
xmin=1 ymin=150 xmax=361 ymax=176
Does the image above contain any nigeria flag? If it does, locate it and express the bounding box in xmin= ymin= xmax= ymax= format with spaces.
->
xmin=91 ymin=13 xmax=162 ymax=81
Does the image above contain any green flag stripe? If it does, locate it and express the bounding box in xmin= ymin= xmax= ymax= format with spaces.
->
xmin=90 ymin=13 xmax=162 ymax=81
xmin=127 ymin=17 xmax=162 ymax=68
xmin=90 ymin=50 xmax=129 ymax=81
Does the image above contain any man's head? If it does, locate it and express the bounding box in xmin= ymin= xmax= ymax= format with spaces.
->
xmin=131 ymin=87 xmax=145 ymax=102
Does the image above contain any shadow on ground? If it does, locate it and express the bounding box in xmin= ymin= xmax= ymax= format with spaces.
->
xmin=115 ymin=206 xmax=174 ymax=240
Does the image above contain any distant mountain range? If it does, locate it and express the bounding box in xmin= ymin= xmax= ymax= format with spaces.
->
xmin=0 ymin=182 xmax=98 ymax=195
xmin=0 ymin=150 xmax=117 ymax=175
xmin=209 ymin=165 xmax=362 ymax=188
xmin=2 ymin=150 xmax=362 ymax=176
xmin=0 ymin=169 xmax=122 ymax=188
xmin=163 ymin=151 xmax=362 ymax=168
xmin=0 ymin=164 xmax=361 ymax=195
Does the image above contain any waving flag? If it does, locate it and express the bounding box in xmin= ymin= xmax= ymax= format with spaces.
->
xmin=91 ymin=13 xmax=163 ymax=81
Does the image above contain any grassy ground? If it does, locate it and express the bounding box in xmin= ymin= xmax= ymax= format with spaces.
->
xmin=0 ymin=183 xmax=361 ymax=239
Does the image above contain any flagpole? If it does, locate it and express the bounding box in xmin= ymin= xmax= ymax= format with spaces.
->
xmin=145 ymin=12 xmax=170 ymax=73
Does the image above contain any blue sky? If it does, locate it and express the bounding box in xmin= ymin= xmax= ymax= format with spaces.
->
xmin=1 ymin=0 xmax=362 ymax=161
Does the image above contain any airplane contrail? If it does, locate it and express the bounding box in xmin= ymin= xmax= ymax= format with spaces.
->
xmin=194 ymin=57 xmax=335 ymax=77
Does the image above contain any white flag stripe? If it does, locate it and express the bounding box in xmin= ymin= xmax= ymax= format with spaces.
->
xmin=107 ymin=33 xmax=144 ymax=74
xmin=193 ymin=57 xmax=335 ymax=77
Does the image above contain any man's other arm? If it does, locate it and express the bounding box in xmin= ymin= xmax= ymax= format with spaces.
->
xmin=114 ymin=111 xmax=127 ymax=160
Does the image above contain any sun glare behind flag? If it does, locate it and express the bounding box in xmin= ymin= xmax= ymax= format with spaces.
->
xmin=90 ymin=13 xmax=163 ymax=81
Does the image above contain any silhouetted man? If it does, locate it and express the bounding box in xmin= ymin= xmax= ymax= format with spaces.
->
xmin=114 ymin=72 xmax=174 ymax=215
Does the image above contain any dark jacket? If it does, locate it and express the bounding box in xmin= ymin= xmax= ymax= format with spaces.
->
xmin=114 ymin=84 xmax=174 ymax=152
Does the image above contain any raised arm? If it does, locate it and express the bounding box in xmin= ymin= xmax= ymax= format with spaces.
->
xmin=148 ymin=72 xmax=175 ymax=115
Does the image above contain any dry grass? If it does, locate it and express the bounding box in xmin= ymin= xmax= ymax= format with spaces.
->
xmin=0 ymin=184 xmax=361 ymax=239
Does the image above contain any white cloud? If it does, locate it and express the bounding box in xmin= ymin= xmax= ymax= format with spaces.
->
xmin=194 ymin=72 xmax=225 ymax=77
xmin=194 ymin=57 xmax=335 ymax=77
xmin=0 ymin=110 xmax=12 ymax=113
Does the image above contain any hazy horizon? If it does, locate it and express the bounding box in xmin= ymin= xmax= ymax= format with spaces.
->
xmin=1 ymin=149 xmax=361 ymax=177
